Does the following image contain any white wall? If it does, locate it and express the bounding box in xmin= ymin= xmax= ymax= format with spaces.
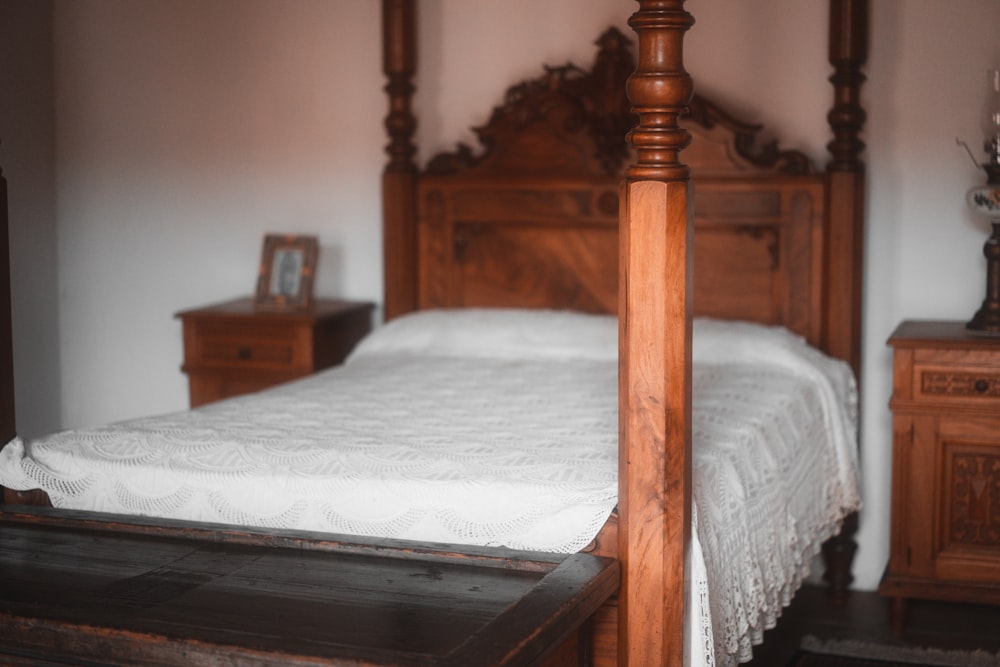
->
xmin=51 ymin=0 xmax=384 ymax=428
xmin=3 ymin=0 xmax=999 ymax=592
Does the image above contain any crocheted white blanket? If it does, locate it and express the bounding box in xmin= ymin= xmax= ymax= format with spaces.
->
xmin=0 ymin=309 xmax=860 ymax=667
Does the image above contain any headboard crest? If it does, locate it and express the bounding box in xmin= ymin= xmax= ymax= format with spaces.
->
xmin=424 ymin=26 xmax=813 ymax=178
xmin=685 ymin=96 xmax=814 ymax=175
xmin=416 ymin=27 xmax=830 ymax=343
xmin=425 ymin=27 xmax=636 ymax=177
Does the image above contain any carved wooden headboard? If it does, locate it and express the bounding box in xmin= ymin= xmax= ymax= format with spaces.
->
xmin=414 ymin=28 xmax=830 ymax=349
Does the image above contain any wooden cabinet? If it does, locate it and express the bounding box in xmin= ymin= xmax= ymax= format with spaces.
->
xmin=880 ymin=320 xmax=1000 ymax=633
xmin=177 ymin=297 xmax=374 ymax=407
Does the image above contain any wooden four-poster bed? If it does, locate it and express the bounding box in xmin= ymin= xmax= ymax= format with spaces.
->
xmin=0 ymin=1 xmax=868 ymax=665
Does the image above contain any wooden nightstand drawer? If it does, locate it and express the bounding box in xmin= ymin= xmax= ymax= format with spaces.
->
xmin=200 ymin=337 xmax=296 ymax=366
xmin=177 ymin=297 xmax=374 ymax=407
xmin=185 ymin=322 xmax=304 ymax=370
xmin=889 ymin=322 xmax=1000 ymax=416
xmin=912 ymin=364 xmax=1000 ymax=404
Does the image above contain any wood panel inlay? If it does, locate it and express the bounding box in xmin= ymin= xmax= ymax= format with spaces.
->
xmin=949 ymin=452 xmax=1000 ymax=546
xmin=692 ymin=189 xmax=782 ymax=218
xmin=450 ymin=189 xmax=604 ymax=220
xmin=921 ymin=371 xmax=1000 ymax=398
xmin=452 ymin=222 xmax=617 ymax=313
xmin=418 ymin=191 xmax=450 ymax=307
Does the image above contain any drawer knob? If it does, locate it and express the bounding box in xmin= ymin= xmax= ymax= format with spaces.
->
xmin=237 ymin=346 xmax=252 ymax=360
xmin=974 ymin=379 xmax=989 ymax=393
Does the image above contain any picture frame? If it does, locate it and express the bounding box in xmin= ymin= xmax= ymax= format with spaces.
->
xmin=254 ymin=234 xmax=319 ymax=310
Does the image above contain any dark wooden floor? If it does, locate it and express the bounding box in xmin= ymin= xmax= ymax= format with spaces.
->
xmin=745 ymin=584 xmax=1000 ymax=666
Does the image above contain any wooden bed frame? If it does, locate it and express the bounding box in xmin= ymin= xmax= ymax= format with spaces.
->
xmin=381 ymin=1 xmax=867 ymax=663
xmin=0 ymin=1 xmax=868 ymax=665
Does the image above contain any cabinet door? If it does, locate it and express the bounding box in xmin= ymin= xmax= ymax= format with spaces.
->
xmin=930 ymin=415 xmax=1000 ymax=582
xmin=890 ymin=413 xmax=936 ymax=578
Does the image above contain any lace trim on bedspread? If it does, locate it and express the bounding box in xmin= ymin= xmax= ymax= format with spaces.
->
xmin=692 ymin=363 xmax=858 ymax=666
xmin=690 ymin=319 xmax=861 ymax=667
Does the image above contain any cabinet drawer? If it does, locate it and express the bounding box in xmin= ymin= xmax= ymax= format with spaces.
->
xmin=913 ymin=364 xmax=1000 ymax=405
xmin=199 ymin=337 xmax=295 ymax=366
xmin=183 ymin=322 xmax=310 ymax=371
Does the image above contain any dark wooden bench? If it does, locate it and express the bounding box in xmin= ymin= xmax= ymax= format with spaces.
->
xmin=0 ymin=507 xmax=618 ymax=666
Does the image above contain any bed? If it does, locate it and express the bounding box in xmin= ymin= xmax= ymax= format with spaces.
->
xmin=379 ymin=2 xmax=868 ymax=663
xmin=0 ymin=1 xmax=869 ymax=666
xmin=0 ymin=307 xmax=860 ymax=666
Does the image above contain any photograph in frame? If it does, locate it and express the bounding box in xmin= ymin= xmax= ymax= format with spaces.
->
xmin=254 ymin=234 xmax=319 ymax=310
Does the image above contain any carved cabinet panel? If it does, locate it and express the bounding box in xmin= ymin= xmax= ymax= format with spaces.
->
xmin=881 ymin=321 xmax=1000 ymax=632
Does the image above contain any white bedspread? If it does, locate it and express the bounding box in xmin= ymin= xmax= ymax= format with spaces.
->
xmin=0 ymin=309 xmax=860 ymax=667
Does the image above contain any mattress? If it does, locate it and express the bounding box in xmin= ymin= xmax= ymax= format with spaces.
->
xmin=0 ymin=308 xmax=860 ymax=667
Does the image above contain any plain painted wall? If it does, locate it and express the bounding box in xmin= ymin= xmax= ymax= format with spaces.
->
xmin=2 ymin=0 xmax=999 ymax=593
xmin=51 ymin=0 xmax=385 ymax=429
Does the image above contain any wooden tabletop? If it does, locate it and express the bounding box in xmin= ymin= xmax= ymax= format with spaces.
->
xmin=175 ymin=296 xmax=374 ymax=322
xmin=888 ymin=320 xmax=1000 ymax=349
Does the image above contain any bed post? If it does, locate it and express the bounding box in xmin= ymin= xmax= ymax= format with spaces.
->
xmin=821 ymin=0 xmax=868 ymax=604
xmin=0 ymin=166 xmax=14 ymax=447
xmin=382 ymin=0 xmax=419 ymax=321
xmin=824 ymin=0 xmax=868 ymax=374
xmin=618 ymin=2 xmax=694 ymax=666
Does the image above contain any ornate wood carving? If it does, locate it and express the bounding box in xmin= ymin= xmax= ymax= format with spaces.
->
xmin=922 ymin=371 xmax=1000 ymax=398
xmin=416 ymin=178 xmax=827 ymax=350
xmin=949 ymin=453 xmax=1000 ymax=546
xmin=426 ymin=27 xmax=637 ymax=178
xmin=686 ymin=96 xmax=813 ymax=175
xmin=424 ymin=26 xmax=812 ymax=180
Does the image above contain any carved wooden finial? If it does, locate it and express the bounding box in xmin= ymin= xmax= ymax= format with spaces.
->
xmin=626 ymin=0 xmax=695 ymax=182
xmin=619 ymin=4 xmax=695 ymax=667
xmin=382 ymin=0 xmax=419 ymax=319
xmin=383 ymin=0 xmax=417 ymax=174
xmin=827 ymin=0 xmax=868 ymax=172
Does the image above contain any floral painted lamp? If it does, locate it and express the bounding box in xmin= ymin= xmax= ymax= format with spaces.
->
xmin=963 ymin=69 xmax=1000 ymax=333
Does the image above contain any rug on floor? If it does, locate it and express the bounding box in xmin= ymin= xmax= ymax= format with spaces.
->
xmin=787 ymin=636 xmax=1000 ymax=667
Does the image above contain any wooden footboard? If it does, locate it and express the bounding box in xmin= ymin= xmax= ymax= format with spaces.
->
xmin=0 ymin=507 xmax=619 ymax=667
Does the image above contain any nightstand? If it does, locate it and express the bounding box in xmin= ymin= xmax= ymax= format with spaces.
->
xmin=176 ymin=297 xmax=374 ymax=407
xmin=880 ymin=320 xmax=1000 ymax=634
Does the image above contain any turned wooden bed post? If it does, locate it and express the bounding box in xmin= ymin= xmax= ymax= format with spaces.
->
xmin=0 ymin=166 xmax=14 ymax=446
xmin=825 ymin=0 xmax=868 ymax=376
xmin=382 ymin=0 xmax=418 ymax=321
xmin=822 ymin=0 xmax=868 ymax=603
xmin=618 ymin=2 xmax=694 ymax=666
